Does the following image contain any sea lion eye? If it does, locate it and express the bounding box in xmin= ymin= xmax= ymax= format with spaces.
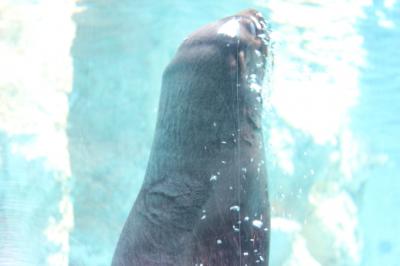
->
xmin=248 ymin=21 xmax=257 ymax=36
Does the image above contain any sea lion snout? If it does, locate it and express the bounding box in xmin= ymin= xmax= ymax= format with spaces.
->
xmin=215 ymin=10 xmax=269 ymax=50
xmin=236 ymin=9 xmax=267 ymax=36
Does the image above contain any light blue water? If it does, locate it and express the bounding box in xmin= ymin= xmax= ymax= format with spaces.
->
xmin=356 ymin=3 xmax=400 ymax=265
xmin=0 ymin=1 xmax=399 ymax=265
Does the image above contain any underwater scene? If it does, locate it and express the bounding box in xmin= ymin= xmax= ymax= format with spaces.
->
xmin=0 ymin=0 xmax=399 ymax=265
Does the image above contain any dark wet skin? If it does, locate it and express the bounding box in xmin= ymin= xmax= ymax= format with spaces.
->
xmin=112 ymin=9 xmax=271 ymax=266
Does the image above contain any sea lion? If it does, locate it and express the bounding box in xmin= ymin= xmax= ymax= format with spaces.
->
xmin=112 ymin=9 xmax=271 ymax=266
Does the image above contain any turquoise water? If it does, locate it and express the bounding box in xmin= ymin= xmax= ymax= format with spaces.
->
xmin=0 ymin=0 xmax=399 ymax=265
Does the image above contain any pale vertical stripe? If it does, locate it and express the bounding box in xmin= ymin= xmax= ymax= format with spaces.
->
xmin=256 ymin=0 xmax=372 ymax=265
xmin=0 ymin=0 xmax=77 ymax=265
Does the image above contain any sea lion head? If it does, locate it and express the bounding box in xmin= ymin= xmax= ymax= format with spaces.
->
xmin=158 ymin=10 xmax=271 ymax=149
xmin=170 ymin=9 xmax=269 ymax=96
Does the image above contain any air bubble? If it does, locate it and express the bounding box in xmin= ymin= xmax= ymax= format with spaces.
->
xmin=230 ymin=205 xmax=240 ymax=212
xmin=252 ymin=219 xmax=263 ymax=228
xmin=257 ymin=33 xmax=267 ymax=39
xmin=249 ymin=83 xmax=262 ymax=93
